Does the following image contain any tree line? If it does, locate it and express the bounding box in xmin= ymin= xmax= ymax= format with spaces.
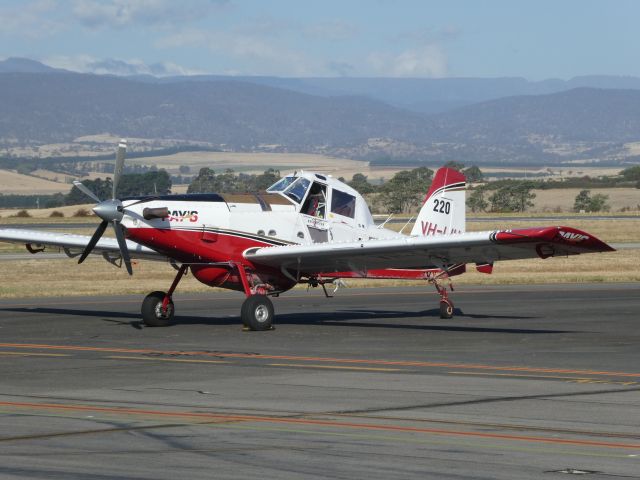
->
xmin=3 ymin=163 xmax=637 ymax=213
xmin=1 ymin=170 xmax=173 ymax=209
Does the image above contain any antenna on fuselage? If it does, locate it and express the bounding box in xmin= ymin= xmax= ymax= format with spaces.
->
xmin=399 ymin=216 xmax=415 ymax=234
xmin=377 ymin=214 xmax=393 ymax=229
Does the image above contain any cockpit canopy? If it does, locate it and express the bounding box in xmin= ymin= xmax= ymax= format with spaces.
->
xmin=267 ymin=176 xmax=311 ymax=204
xmin=266 ymin=171 xmax=374 ymax=227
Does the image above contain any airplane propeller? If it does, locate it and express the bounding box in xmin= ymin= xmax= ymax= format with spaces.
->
xmin=73 ymin=139 xmax=133 ymax=275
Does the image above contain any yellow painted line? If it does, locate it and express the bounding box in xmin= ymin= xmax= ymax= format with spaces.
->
xmin=105 ymin=355 xmax=229 ymax=365
xmin=3 ymin=344 xmax=640 ymax=379
xmin=449 ymin=371 xmax=597 ymax=380
xmin=0 ymin=351 xmax=70 ymax=357
xmin=448 ymin=371 xmax=637 ymax=386
xmin=268 ymin=363 xmax=403 ymax=372
xmin=2 ymin=400 xmax=640 ymax=451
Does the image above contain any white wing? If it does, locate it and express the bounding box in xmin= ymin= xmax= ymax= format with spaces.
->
xmin=244 ymin=226 xmax=614 ymax=275
xmin=0 ymin=228 xmax=165 ymax=261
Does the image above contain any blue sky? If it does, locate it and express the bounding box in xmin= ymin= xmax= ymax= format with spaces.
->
xmin=0 ymin=0 xmax=637 ymax=79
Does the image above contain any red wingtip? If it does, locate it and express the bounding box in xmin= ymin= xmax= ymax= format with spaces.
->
xmin=494 ymin=226 xmax=616 ymax=254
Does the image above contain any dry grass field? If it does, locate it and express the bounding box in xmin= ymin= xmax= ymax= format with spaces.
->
xmin=466 ymin=219 xmax=640 ymax=243
xmin=127 ymin=151 xmax=408 ymax=181
xmin=0 ymin=213 xmax=637 ymax=298
xmin=0 ymin=169 xmax=71 ymax=194
xmin=128 ymin=151 xmax=632 ymax=185
xmin=532 ymin=188 xmax=639 ymax=212
xmin=2 ymin=148 xmax=637 ymax=211
xmin=0 ymin=248 xmax=637 ymax=299
xmin=0 ymin=204 xmax=96 ymax=219
xmin=480 ymin=166 xmax=624 ymax=178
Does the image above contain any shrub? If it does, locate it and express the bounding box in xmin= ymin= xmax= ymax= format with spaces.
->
xmin=11 ymin=209 xmax=31 ymax=218
xmin=49 ymin=211 xmax=64 ymax=218
xmin=573 ymin=190 xmax=610 ymax=212
xmin=73 ymin=208 xmax=90 ymax=217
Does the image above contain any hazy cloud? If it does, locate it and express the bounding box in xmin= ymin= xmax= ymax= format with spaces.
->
xmin=45 ymin=54 xmax=203 ymax=76
xmin=368 ymin=44 xmax=448 ymax=77
xmin=396 ymin=25 xmax=460 ymax=44
xmin=305 ymin=19 xmax=358 ymax=41
xmin=327 ymin=61 xmax=355 ymax=77
xmin=0 ymin=0 xmax=64 ymax=38
xmin=72 ymin=0 xmax=226 ymax=28
xmin=231 ymin=16 xmax=292 ymax=38
xmin=157 ymin=28 xmax=317 ymax=76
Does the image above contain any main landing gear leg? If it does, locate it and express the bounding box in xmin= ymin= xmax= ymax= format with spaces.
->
xmin=236 ymin=264 xmax=274 ymax=332
xmin=433 ymin=276 xmax=454 ymax=319
xmin=141 ymin=264 xmax=188 ymax=327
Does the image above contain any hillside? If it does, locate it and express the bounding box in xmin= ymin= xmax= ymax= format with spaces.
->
xmin=431 ymin=87 xmax=640 ymax=143
xmin=1 ymin=70 xmax=640 ymax=165
xmin=0 ymin=73 xmax=429 ymax=149
xmin=156 ymin=74 xmax=640 ymax=114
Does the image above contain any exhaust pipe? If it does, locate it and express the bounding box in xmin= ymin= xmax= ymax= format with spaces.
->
xmin=143 ymin=207 xmax=169 ymax=220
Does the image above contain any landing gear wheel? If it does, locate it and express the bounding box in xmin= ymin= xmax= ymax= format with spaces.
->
xmin=440 ymin=300 xmax=454 ymax=319
xmin=141 ymin=291 xmax=174 ymax=327
xmin=241 ymin=295 xmax=274 ymax=331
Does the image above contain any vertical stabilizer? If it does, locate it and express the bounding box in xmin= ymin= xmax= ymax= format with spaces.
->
xmin=410 ymin=167 xmax=466 ymax=236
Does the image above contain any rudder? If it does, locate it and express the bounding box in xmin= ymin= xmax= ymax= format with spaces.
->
xmin=411 ymin=167 xmax=466 ymax=236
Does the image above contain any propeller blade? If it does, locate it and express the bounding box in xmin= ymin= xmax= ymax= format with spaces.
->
xmin=112 ymin=139 xmax=127 ymax=200
xmin=72 ymin=180 xmax=101 ymax=203
xmin=78 ymin=220 xmax=108 ymax=264
xmin=112 ymin=221 xmax=133 ymax=275
xmin=126 ymin=196 xmax=158 ymax=207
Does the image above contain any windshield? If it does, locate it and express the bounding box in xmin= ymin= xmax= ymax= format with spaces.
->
xmin=267 ymin=176 xmax=297 ymax=192
xmin=284 ymin=177 xmax=311 ymax=203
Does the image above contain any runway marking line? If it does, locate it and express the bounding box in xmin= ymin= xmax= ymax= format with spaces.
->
xmin=267 ymin=363 xmax=403 ymax=372
xmin=1 ymin=343 xmax=640 ymax=379
xmin=105 ymin=355 xmax=228 ymax=365
xmin=0 ymin=351 xmax=70 ymax=357
xmin=448 ymin=371 xmax=638 ymax=386
xmin=0 ymin=400 xmax=639 ymax=451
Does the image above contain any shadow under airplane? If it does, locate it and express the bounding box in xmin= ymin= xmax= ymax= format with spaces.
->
xmin=1 ymin=306 xmax=575 ymax=335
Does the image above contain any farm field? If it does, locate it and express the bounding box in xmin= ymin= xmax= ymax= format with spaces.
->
xmin=127 ymin=151 xmax=405 ymax=181
xmin=0 ymin=169 xmax=71 ymax=194
xmin=522 ymin=187 xmax=639 ymax=212
xmin=1 ymin=150 xmax=638 ymax=212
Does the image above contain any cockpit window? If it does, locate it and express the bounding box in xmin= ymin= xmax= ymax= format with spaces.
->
xmin=267 ymin=176 xmax=297 ymax=192
xmin=302 ymin=182 xmax=327 ymax=218
xmin=331 ymin=189 xmax=356 ymax=218
xmin=283 ymin=177 xmax=311 ymax=203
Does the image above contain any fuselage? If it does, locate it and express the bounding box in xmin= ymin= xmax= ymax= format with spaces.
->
xmin=120 ymin=172 xmax=411 ymax=293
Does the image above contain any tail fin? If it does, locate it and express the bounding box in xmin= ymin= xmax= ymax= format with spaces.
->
xmin=410 ymin=167 xmax=466 ymax=236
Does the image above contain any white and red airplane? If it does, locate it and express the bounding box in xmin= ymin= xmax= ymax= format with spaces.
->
xmin=0 ymin=140 xmax=614 ymax=330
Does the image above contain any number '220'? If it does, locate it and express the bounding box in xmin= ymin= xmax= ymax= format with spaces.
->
xmin=433 ymin=199 xmax=451 ymax=214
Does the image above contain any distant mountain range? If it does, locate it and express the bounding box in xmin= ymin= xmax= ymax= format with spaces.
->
xmin=1 ymin=57 xmax=640 ymax=165
xmin=4 ymin=57 xmax=640 ymax=114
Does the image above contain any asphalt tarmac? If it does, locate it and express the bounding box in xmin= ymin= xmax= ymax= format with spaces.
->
xmin=0 ymin=284 xmax=639 ymax=479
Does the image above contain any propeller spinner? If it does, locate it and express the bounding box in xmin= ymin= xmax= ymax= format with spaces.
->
xmin=74 ymin=139 xmax=133 ymax=275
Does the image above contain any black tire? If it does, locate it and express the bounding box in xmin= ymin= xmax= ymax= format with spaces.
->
xmin=141 ymin=291 xmax=174 ymax=327
xmin=440 ymin=300 xmax=454 ymax=319
xmin=241 ymin=295 xmax=274 ymax=331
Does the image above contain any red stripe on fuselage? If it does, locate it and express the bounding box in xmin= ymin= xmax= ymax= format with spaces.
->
xmin=127 ymin=227 xmax=274 ymax=265
xmin=126 ymin=227 xmax=463 ymax=288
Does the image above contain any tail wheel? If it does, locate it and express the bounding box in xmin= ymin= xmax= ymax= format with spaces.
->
xmin=141 ymin=291 xmax=174 ymax=327
xmin=439 ymin=300 xmax=454 ymax=319
xmin=241 ymin=295 xmax=274 ymax=331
